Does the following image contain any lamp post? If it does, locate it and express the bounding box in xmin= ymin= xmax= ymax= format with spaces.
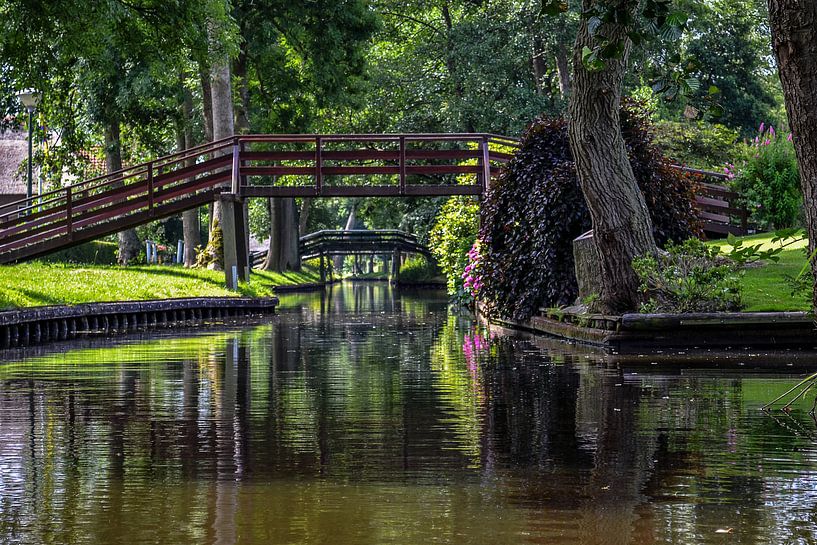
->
xmin=16 ymin=90 xmax=40 ymax=201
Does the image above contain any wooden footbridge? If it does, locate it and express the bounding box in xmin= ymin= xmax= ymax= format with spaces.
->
xmin=251 ymin=229 xmax=432 ymax=281
xmin=0 ymin=134 xmax=517 ymax=285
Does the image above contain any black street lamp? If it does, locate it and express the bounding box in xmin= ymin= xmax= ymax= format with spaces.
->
xmin=16 ymin=90 xmax=40 ymax=200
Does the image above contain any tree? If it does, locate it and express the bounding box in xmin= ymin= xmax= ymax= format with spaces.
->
xmin=567 ymin=0 xmax=658 ymax=312
xmin=766 ymin=1 xmax=817 ymax=310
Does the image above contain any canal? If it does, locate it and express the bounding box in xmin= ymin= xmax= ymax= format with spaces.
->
xmin=1 ymin=282 xmax=816 ymax=544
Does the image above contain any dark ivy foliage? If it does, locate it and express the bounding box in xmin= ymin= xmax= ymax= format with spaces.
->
xmin=478 ymin=100 xmax=702 ymax=321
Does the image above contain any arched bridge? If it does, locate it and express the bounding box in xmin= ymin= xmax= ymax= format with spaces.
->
xmin=299 ymin=229 xmax=431 ymax=260
xmin=0 ymin=133 xmax=518 ymax=267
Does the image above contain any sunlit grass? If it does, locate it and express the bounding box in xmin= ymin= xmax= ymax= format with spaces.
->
xmin=0 ymin=262 xmax=320 ymax=310
xmin=708 ymin=231 xmax=810 ymax=312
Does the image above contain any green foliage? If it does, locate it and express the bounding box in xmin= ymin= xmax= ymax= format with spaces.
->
xmin=634 ymin=238 xmax=742 ymax=313
xmin=721 ymin=229 xmax=804 ymax=265
xmin=478 ymin=100 xmax=701 ymax=321
xmin=428 ymin=196 xmax=479 ymax=297
xmin=731 ymin=125 xmax=802 ymax=230
xmin=38 ymin=241 xmax=118 ymax=265
xmin=653 ymin=120 xmax=739 ymax=169
xmin=399 ymin=257 xmax=441 ymax=284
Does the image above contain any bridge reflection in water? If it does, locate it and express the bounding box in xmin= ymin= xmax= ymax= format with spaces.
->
xmin=0 ymin=283 xmax=815 ymax=544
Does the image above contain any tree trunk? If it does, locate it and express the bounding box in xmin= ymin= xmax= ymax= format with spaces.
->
xmin=299 ymin=198 xmax=311 ymax=234
xmin=104 ymin=121 xmax=140 ymax=265
xmin=198 ymin=61 xmax=215 ymax=143
xmin=335 ymin=202 xmax=357 ymax=271
xmin=555 ymin=40 xmax=571 ymax=98
xmin=263 ymin=198 xmax=282 ymax=271
xmin=531 ymin=35 xmax=548 ymax=95
xmin=233 ymin=43 xmax=251 ymax=134
xmin=180 ymin=83 xmax=200 ymax=267
xmin=263 ymin=197 xmax=300 ymax=272
xmin=567 ymin=0 xmax=656 ymax=313
xmin=209 ymin=23 xmax=235 ymax=232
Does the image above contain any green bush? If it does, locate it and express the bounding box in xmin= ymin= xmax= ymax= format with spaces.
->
xmin=478 ymin=100 xmax=702 ymax=321
xmin=633 ymin=238 xmax=742 ymax=313
xmin=428 ymin=196 xmax=479 ymax=296
xmin=731 ymin=124 xmax=801 ymax=231
xmin=38 ymin=241 xmax=118 ymax=265
xmin=399 ymin=256 xmax=441 ymax=283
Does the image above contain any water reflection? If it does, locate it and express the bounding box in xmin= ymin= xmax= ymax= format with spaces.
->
xmin=0 ymin=282 xmax=816 ymax=544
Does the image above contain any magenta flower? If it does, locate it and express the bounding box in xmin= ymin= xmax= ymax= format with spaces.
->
xmin=769 ymin=126 xmax=775 ymax=137
xmin=788 ymin=133 xmax=793 ymax=142
xmin=759 ymin=122 xmax=765 ymax=134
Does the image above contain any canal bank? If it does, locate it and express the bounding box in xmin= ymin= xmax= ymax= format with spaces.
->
xmin=481 ymin=304 xmax=817 ymax=353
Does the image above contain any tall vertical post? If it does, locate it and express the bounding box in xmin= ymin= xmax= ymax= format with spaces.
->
xmin=315 ymin=136 xmax=323 ymax=196
xmin=391 ymin=249 xmax=401 ymax=284
xmin=481 ymin=136 xmax=491 ymax=193
xmin=231 ymin=142 xmax=241 ymax=194
xmin=26 ymin=108 xmax=33 ymax=201
xmin=320 ymin=253 xmax=326 ymax=284
xmin=220 ymin=194 xmax=250 ymax=289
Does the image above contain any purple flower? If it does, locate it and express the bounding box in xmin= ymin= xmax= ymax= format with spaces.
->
xmin=769 ymin=126 xmax=775 ymax=137
xmin=759 ymin=122 xmax=765 ymax=134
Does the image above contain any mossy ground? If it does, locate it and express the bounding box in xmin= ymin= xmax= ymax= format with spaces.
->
xmin=0 ymin=262 xmax=320 ymax=310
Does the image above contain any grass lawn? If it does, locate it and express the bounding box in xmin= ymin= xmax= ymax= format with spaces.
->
xmin=0 ymin=262 xmax=321 ymax=310
xmin=710 ymin=231 xmax=810 ymax=312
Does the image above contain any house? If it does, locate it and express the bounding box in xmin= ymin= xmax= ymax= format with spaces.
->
xmin=0 ymin=130 xmax=29 ymax=210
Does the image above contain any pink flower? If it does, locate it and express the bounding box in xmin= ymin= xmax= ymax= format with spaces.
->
xmin=788 ymin=133 xmax=793 ymax=142
xmin=769 ymin=126 xmax=775 ymax=137
xmin=759 ymin=122 xmax=765 ymax=134
xmin=764 ymin=139 xmax=771 ymax=146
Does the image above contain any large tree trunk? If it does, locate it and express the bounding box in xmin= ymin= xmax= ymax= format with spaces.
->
xmin=263 ymin=198 xmax=282 ymax=271
xmin=104 ymin=121 xmax=140 ymax=265
xmin=567 ymin=0 xmax=657 ymax=313
xmin=263 ymin=197 xmax=301 ymax=272
xmin=767 ymin=1 xmax=817 ymax=311
xmin=209 ymin=57 xmax=234 ymax=232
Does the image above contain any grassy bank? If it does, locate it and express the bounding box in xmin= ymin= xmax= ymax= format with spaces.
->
xmin=711 ymin=231 xmax=809 ymax=312
xmin=0 ymin=262 xmax=321 ymax=310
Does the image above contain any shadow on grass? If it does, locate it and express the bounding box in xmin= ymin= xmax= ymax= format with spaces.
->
xmin=125 ymin=266 xmax=228 ymax=289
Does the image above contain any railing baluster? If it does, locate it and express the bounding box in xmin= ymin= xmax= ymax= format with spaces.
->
xmin=316 ymin=136 xmax=323 ymax=196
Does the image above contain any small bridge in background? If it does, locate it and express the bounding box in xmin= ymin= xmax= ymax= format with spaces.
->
xmin=252 ymin=229 xmax=432 ymax=282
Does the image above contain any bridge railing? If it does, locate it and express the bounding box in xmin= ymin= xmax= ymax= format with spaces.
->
xmin=0 ymin=138 xmax=235 ymax=260
xmin=237 ymin=134 xmax=518 ymax=198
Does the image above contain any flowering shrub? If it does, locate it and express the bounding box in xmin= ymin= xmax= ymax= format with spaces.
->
xmin=461 ymin=242 xmax=482 ymax=298
xmin=730 ymin=123 xmax=801 ymax=230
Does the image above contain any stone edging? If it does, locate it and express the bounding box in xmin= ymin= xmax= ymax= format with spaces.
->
xmin=482 ymin=304 xmax=817 ymax=352
xmin=0 ymin=297 xmax=278 ymax=350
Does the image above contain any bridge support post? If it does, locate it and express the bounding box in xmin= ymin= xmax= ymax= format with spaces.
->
xmin=220 ymin=193 xmax=250 ymax=290
xmin=320 ymin=253 xmax=326 ymax=284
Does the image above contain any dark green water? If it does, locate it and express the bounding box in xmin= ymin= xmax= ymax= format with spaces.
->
xmin=1 ymin=282 xmax=817 ymax=544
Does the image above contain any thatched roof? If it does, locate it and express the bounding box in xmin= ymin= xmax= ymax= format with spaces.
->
xmin=0 ymin=131 xmax=27 ymax=196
